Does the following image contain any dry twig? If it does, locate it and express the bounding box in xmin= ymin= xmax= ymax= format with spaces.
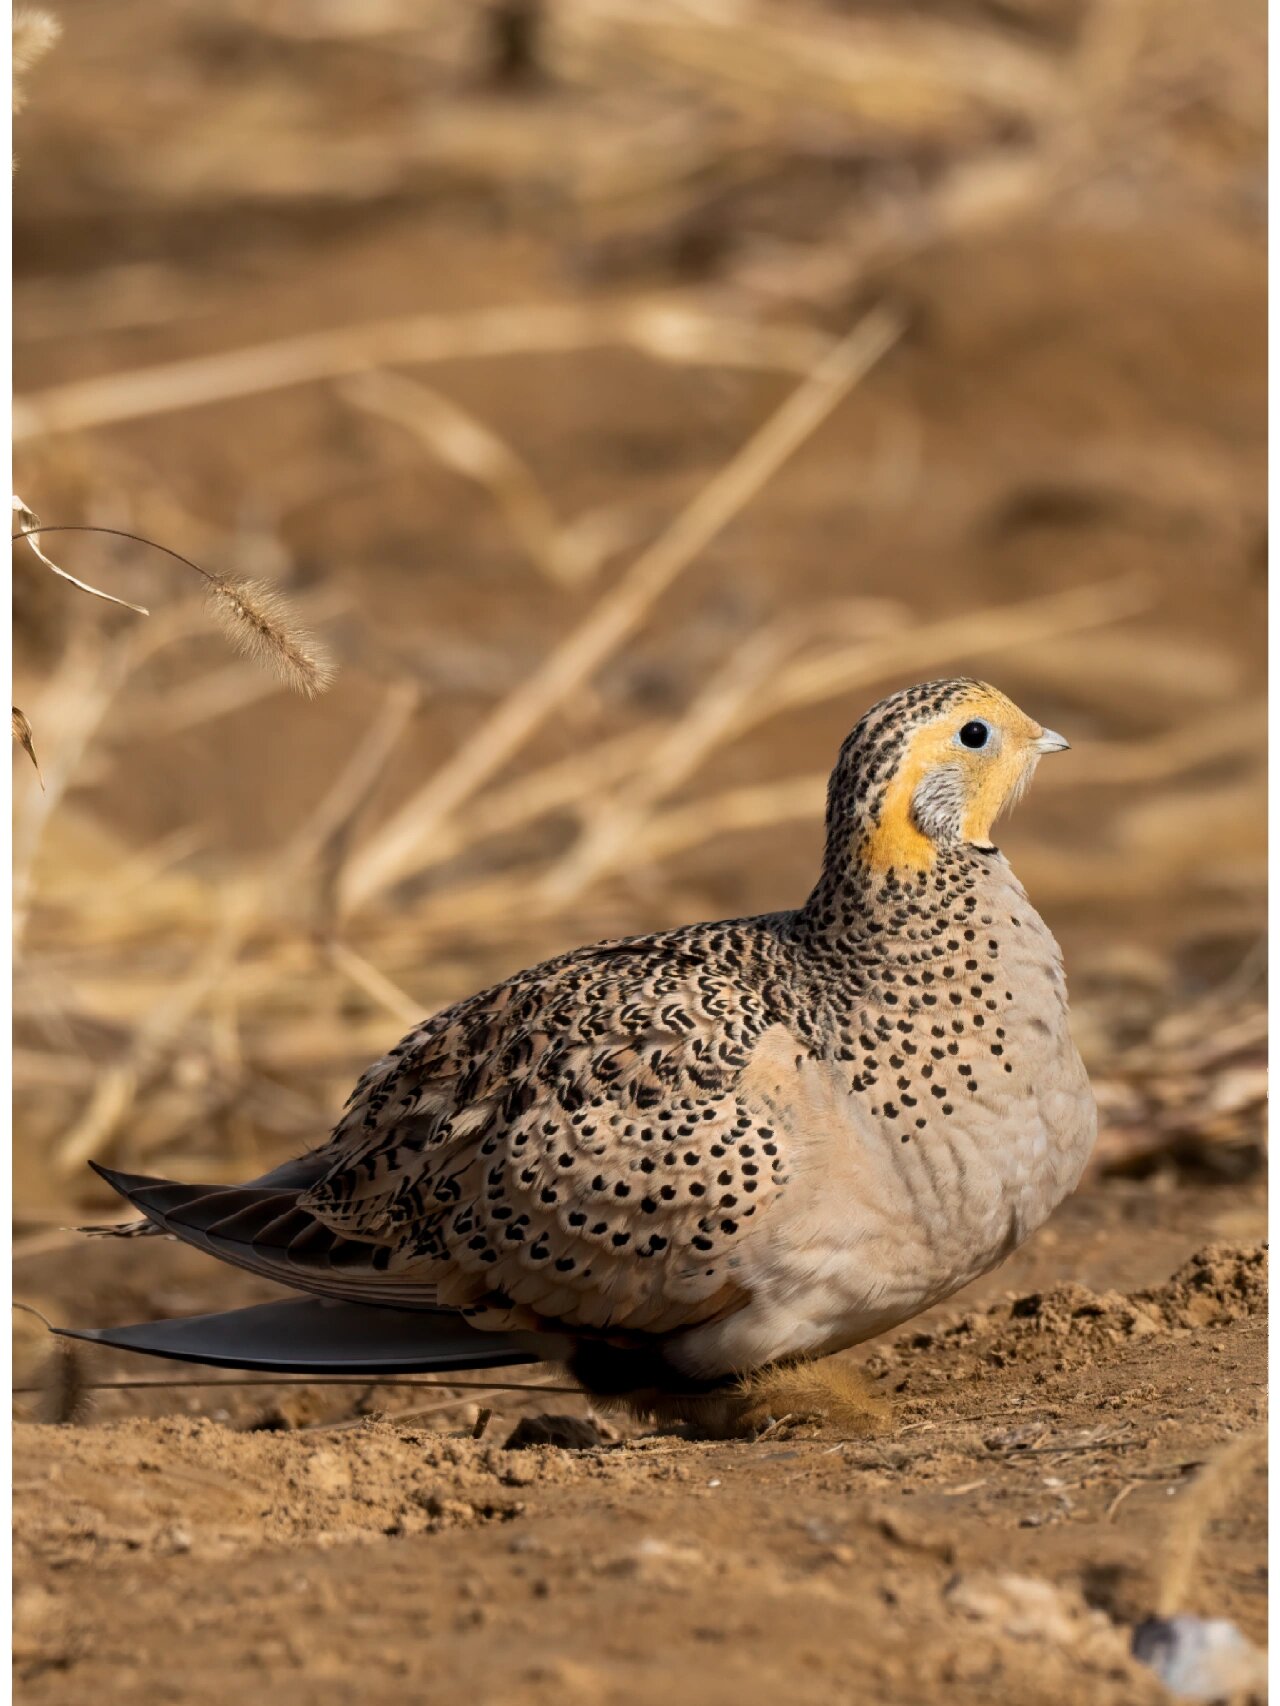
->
xmin=1156 ymin=1430 xmax=1266 ymax=1614
xmin=340 ymin=369 xmax=594 ymax=588
xmin=13 ymin=300 xmax=838 ymax=440
xmin=341 ymin=302 xmax=905 ymax=912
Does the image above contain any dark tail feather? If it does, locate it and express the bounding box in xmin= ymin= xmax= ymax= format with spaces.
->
xmin=76 ymin=1162 xmax=571 ymax=1374
xmin=81 ymin=1150 xmax=334 ymax=1239
xmin=55 ymin=1295 xmax=562 ymax=1375
xmin=85 ymin=1161 xmax=441 ymax=1307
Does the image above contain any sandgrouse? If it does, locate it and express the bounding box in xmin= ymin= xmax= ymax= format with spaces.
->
xmin=77 ymin=679 xmax=1096 ymax=1428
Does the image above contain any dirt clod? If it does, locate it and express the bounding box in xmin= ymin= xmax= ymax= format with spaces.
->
xmin=504 ymin=1413 xmax=615 ymax=1451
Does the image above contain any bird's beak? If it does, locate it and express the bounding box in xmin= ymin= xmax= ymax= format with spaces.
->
xmin=1034 ymin=728 xmax=1071 ymax=754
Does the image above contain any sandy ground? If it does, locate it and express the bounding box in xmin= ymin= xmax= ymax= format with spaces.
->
xmin=13 ymin=1183 xmax=1266 ymax=1704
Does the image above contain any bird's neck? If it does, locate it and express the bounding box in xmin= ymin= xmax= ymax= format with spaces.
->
xmin=793 ymin=841 xmax=998 ymax=954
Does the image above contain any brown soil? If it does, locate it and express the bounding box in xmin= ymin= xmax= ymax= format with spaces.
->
xmin=13 ymin=1193 xmax=1267 ymax=1704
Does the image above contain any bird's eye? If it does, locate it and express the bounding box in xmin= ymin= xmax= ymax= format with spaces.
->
xmin=958 ymin=720 xmax=989 ymax=750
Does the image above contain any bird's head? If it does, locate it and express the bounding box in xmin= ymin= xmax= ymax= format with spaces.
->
xmin=825 ymin=679 xmax=1069 ymax=875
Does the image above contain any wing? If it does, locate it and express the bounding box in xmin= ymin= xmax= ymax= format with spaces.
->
xmin=293 ymin=929 xmax=804 ymax=1337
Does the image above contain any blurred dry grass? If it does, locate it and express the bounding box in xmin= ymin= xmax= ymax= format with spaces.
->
xmin=12 ymin=0 xmax=1265 ymax=1247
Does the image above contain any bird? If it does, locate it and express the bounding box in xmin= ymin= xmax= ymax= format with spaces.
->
xmin=72 ymin=678 xmax=1095 ymax=1434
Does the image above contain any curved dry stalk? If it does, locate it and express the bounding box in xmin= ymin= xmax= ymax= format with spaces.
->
xmin=341 ymin=303 xmax=906 ymax=914
xmin=52 ymin=1065 xmax=139 ymax=1179
xmin=326 ymin=941 xmax=423 ymax=1027
xmin=535 ymin=608 xmax=860 ymax=907
xmin=279 ymin=681 xmax=420 ymax=878
xmin=636 ymin=775 xmax=827 ymax=865
xmin=12 ymin=498 xmax=150 ymax=613
xmin=13 ymin=515 xmax=335 ymax=697
xmin=582 ymin=0 xmax=1067 ymax=123
xmin=12 ymin=592 xmax=325 ymax=944
xmin=380 ymin=571 xmax=1155 ymax=934
xmin=13 ymin=298 xmax=838 ymax=441
xmin=1156 ymin=1429 xmax=1266 ymax=1615
xmin=1037 ymin=703 xmax=1263 ymax=788
xmin=12 ymin=629 xmax=137 ymax=942
xmin=51 ymin=881 xmax=269 ymax=1177
xmin=438 ymin=574 xmax=1149 ymax=920
xmin=339 ymin=369 xmax=589 ymax=588
xmin=760 ymin=573 xmax=1154 ymax=720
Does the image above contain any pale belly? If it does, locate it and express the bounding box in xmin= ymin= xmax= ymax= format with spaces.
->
xmin=668 ymin=1083 xmax=1093 ymax=1380
xmin=660 ymin=863 xmax=1096 ymax=1380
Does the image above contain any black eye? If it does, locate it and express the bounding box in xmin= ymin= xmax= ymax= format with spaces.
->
xmin=959 ymin=720 xmax=989 ymax=750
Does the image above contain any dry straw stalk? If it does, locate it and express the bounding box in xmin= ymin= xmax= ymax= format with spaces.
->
xmin=340 ymin=302 xmax=906 ymax=913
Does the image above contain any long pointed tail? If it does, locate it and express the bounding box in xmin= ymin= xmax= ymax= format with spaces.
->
xmin=68 ymin=1161 xmax=571 ymax=1374
xmin=56 ymin=1295 xmax=559 ymax=1376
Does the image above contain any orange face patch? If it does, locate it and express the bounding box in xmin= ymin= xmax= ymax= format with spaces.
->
xmin=857 ymin=685 xmax=1046 ymax=872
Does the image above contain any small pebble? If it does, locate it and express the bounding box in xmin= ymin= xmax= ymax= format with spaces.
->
xmin=1131 ymin=1614 xmax=1268 ymax=1702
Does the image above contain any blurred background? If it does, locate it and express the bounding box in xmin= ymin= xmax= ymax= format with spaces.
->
xmin=13 ymin=0 xmax=1265 ymax=1395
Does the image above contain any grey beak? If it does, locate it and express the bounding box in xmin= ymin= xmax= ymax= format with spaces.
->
xmin=1035 ymin=728 xmax=1071 ymax=754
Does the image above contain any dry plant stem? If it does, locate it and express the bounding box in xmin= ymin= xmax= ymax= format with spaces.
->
xmin=12 ymin=629 xmax=137 ymax=943
xmin=446 ymin=726 xmax=651 ymax=854
xmin=275 ymin=679 xmax=420 ymax=884
xmin=327 ymin=941 xmax=423 ymax=1027
xmin=114 ymin=661 xmax=303 ymax=740
xmin=628 ymin=692 xmax=1242 ymax=869
xmin=52 ymin=895 xmax=262 ymax=1177
xmin=28 ymin=658 xmax=410 ymax=1178
xmin=536 ymin=615 xmax=818 ymax=905
xmin=1155 ymin=1429 xmax=1266 ymax=1614
xmin=759 ymin=572 xmax=1152 ymax=719
xmin=636 ymin=776 xmax=827 ymax=865
xmin=13 ymin=1229 xmax=86 ymax=1262
xmin=582 ymin=0 xmax=1066 ymax=122
xmin=12 ymin=506 xmax=150 ymax=614
xmin=341 ymin=303 xmax=906 ymax=914
xmin=376 ymin=602 xmax=897 ymax=876
xmin=1045 ymin=702 xmax=1263 ymax=787
xmin=108 ymin=588 xmax=350 ymax=741
xmin=285 ymin=681 xmax=422 ymax=941
xmin=13 ymin=1299 xmax=55 ymax=1331
xmin=54 ymin=1068 xmax=141 ymax=1181
xmin=339 ymin=369 xmax=585 ymax=588
xmin=13 ymin=298 xmax=837 ymax=440
xmin=13 ymin=521 xmax=334 ymax=696
xmin=695 ymin=0 xmax=1161 ymax=316
xmin=386 ymin=570 xmax=1151 ymax=930
xmin=44 ymin=778 xmax=280 ymax=1172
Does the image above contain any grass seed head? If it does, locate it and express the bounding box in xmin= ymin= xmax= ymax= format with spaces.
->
xmin=13 ymin=8 xmax=60 ymax=112
xmin=37 ymin=1340 xmax=90 ymax=1425
xmin=206 ymin=576 xmax=336 ymax=699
